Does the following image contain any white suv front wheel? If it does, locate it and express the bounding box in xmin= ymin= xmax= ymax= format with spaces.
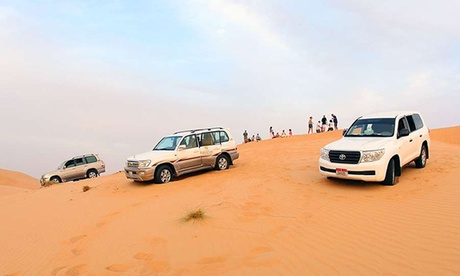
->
xmin=382 ymin=159 xmax=396 ymax=186
xmin=216 ymin=155 xmax=230 ymax=170
xmin=155 ymin=165 xmax=173 ymax=184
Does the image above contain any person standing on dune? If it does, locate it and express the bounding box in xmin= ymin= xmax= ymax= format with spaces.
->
xmin=332 ymin=114 xmax=338 ymax=130
xmin=308 ymin=116 xmax=314 ymax=134
xmin=321 ymin=115 xmax=327 ymax=132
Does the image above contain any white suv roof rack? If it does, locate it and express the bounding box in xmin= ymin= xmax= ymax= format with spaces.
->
xmin=174 ymin=127 xmax=224 ymax=135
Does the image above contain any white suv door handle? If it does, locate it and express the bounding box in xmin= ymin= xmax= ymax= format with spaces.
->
xmin=409 ymin=139 xmax=413 ymax=142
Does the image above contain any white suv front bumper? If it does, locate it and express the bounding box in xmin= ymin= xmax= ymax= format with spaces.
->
xmin=318 ymin=157 xmax=389 ymax=182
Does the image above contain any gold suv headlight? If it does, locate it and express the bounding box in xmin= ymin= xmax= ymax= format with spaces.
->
xmin=138 ymin=160 xmax=151 ymax=168
xmin=360 ymin=149 xmax=385 ymax=163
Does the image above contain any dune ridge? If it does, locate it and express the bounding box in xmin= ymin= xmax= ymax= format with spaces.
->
xmin=0 ymin=169 xmax=39 ymax=190
xmin=0 ymin=126 xmax=459 ymax=275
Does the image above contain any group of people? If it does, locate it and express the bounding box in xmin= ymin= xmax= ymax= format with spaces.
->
xmin=269 ymin=127 xmax=293 ymax=139
xmin=243 ymin=130 xmax=262 ymax=143
xmin=243 ymin=127 xmax=294 ymax=143
xmin=243 ymin=114 xmax=338 ymax=143
xmin=308 ymin=114 xmax=338 ymax=134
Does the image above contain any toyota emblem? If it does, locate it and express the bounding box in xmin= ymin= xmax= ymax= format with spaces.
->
xmin=339 ymin=154 xmax=346 ymax=160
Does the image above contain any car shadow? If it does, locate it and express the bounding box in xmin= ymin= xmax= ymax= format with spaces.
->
xmin=323 ymin=161 xmax=423 ymax=189
xmin=129 ymin=168 xmax=217 ymax=186
xmin=323 ymin=177 xmax=389 ymax=190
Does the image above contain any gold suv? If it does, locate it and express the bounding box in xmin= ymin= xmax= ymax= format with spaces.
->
xmin=40 ymin=154 xmax=106 ymax=185
xmin=124 ymin=127 xmax=239 ymax=183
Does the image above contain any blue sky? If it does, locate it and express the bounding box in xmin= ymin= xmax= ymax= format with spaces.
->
xmin=1 ymin=0 xmax=459 ymax=178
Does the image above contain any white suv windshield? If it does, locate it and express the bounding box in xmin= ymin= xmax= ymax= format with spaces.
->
xmin=153 ymin=136 xmax=182 ymax=151
xmin=345 ymin=118 xmax=395 ymax=137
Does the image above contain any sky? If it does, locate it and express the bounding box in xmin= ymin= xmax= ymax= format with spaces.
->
xmin=1 ymin=0 xmax=459 ymax=178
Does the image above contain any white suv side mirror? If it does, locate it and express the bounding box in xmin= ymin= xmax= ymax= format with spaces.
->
xmin=178 ymin=145 xmax=186 ymax=151
xmin=399 ymin=128 xmax=410 ymax=138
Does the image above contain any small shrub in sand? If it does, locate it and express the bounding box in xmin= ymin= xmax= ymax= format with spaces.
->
xmin=182 ymin=208 xmax=207 ymax=223
xmin=82 ymin=185 xmax=91 ymax=192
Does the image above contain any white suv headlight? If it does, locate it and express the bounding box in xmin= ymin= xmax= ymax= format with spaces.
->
xmin=360 ymin=149 xmax=385 ymax=163
xmin=320 ymin=148 xmax=330 ymax=161
xmin=138 ymin=160 xmax=151 ymax=168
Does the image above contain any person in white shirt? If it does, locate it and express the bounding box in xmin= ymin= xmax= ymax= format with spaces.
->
xmin=316 ymin=121 xmax=322 ymax=133
xmin=328 ymin=120 xmax=334 ymax=131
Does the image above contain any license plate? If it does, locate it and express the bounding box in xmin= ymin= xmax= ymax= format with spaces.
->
xmin=336 ymin=168 xmax=348 ymax=176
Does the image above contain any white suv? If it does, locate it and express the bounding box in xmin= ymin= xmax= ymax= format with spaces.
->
xmin=124 ymin=127 xmax=239 ymax=183
xmin=319 ymin=111 xmax=430 ymax=185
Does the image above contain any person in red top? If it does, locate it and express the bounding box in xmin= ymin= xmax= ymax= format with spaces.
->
xmin=289 ymin=129 xmax=293 ymax=136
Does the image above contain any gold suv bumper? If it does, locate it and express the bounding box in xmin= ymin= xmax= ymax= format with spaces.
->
xmin=124 ymin=167 xmax=155 ymax=181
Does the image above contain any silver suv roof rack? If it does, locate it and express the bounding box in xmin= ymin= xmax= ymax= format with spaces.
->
xmin=174 ymin=127 xmax=224 ymax=134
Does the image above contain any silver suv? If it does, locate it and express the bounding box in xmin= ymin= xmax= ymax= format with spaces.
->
xmin=125 ymin=127 xmax=239 ymax=183
xmin=40 ymin=154 xmax=106 ymax=185
xmin=319 ymin=111 xmax=430 ymax=185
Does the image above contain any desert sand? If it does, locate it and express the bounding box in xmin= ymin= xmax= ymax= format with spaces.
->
xmin=1 ymin=126 xmax=459 ymax=275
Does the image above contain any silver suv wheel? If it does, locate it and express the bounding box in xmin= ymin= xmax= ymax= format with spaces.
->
xmin=87 ymin=170 xmax=98 ymax=178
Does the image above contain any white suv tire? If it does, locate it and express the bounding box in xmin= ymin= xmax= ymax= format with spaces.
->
xmin=415 ymin=144 xmax=428 ymax=168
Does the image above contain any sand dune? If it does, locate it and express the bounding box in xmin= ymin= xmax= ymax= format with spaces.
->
xmin=0 ymin=169 xmax=39 ymax=190
xmin=0 ymin=127 xmax=459 ymax=275
xmin=428 ymin=126 xmax=460 ymax=145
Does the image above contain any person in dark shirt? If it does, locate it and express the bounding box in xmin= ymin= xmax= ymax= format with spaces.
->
xmin=321 ymin=115 xmax=327 ymax=132
xmin=331 ymin=114 xmax=338 ymax=130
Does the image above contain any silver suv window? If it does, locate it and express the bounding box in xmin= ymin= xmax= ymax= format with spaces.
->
xmin=85 ymin=155 xmax=97 ymax=163
xmin=65 ymin=160 xmax=76 ymax=168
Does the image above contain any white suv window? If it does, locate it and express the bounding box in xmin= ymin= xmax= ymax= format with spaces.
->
xmin=209 ymin=131 xmax=230 ymax=144
xmin=180 ymin=134 xmax=198 ymax=149
xmin=345 ymin=118 xmax=395 ymax=137
xmin=200 ymin=132 xmax=215 ymax=146
xmin=154 ymin=136 xmax=182 ymax=150
xmin=412 ymin=114 xmax=424 ymax=129
xmin=406 ymin=114 xmax=424 ymax=132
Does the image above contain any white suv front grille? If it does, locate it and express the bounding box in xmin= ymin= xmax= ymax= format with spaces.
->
xmin=127 ymin=161 xmax=139 ymax=168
